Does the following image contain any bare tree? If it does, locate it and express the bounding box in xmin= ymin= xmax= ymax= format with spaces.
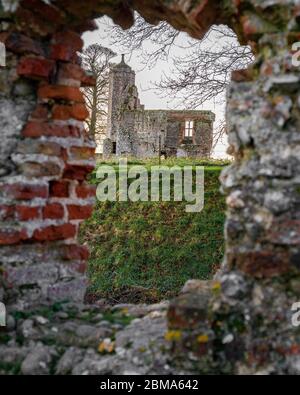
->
xmin=212 ymin=119 xmax=227 ymax=155
xmin=102 ymin=15 xmax=253 ymax=108
xmin=80 ymin=44 xmax=116 ymax=140
xmin=101 ymin=15 xmax=253 ymax=153
xmin=101 ymin=15 xmax=181 ymax=68
xmin=156 ymin=27 xmax=253 ymax=109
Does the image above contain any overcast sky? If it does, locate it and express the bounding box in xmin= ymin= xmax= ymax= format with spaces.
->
xmin=83 ymin=17 xmax=229 ymax=158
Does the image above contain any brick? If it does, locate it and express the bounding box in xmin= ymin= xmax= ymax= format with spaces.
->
xmin=233 ymin=251 xmax=290 ymax=278
xmin=16 ymin=205 xmax=40 ymax=221
xmin=62 ymin=244 xmax=90 ymax=261
xmin=20 ymin=161 xmax=62 ymax=177
xmin=76 ymin=19 xmax=98 ymax=34
xmin=51 ymin=30 xmax=83 ymax=62
xmin=17 ymin=57 xmax=55 ymax=79
xmin=17 ymin=140 xmax=63 ymax=156
xmin=76 ymin=182 xmax=96 ymax=199
xmin=43 ymin=203 xmax=64 ymax=219
xmin=22 ymin=121 xmax=82 ymax=138
xmin=0 ymin=228 xmax=28 ymax=245
xmin=81 ymin=72 xmax=96 ymax=87
xmin=67 ymin=204 xmax=94 ymax=220
xmin=52 ymin=104 xmax=89 ymax=121
xmin=57 ymin=63 xmax=84 ymax=83
xmin=231 ymin=69 xmax=253 ymax=82
xmin=57 ymin=64 xmax=96 ymax=87
xmin=69 ymin=146 xmax=95 ymax=161
xmin=31 ymin=105 xmax=49 ymax=120
xmin=63 ymin=164 xmax=94 ymax=181
xmin=21 ymin=0 xmax=65 ymax=25
xmin=4 ymin=32 xmax=44 ymax=55
xmin=15 ymin=7 xmax=54 ymax=36
xmin=33 ymin=223 xmax=77 ymax=241
xmin=50 ymin=44 xmax=76 ymax=62
xmin=38 ymin=85 xmax=85 ymax=103
xmin=1 ymin=183 xmax=48 ymax=200
xmin=49 ymin=180 xmax=69 ymax=197
xmin=0 ymin=205 xmax=15 ymax=220
xmin=58 ymin=63 xmax=84 ymax=81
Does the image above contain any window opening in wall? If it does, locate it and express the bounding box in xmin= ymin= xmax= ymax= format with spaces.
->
xmin=184 ymin=120 xmax=194 ymax=138
xmin=79 ymin=17 xmax=253 ymax=305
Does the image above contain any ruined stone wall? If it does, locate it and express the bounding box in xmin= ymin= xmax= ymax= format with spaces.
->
xmin=114 ymin=109 xmax=215 ymax=158
xmin=166 ymin=111 xmax=214 ymax=158
xmin=118 ymin=110 xmax=167 ymax=158
xmin=167 ymin=1 xmax=300 ymax=375
xmin=105 ymin=57 xmax=214 ymax=159
xmin=107 ymin=59 xmax=140 ymax=141
xmin=0 ymin=0 xmax=300 ymax=375
xmin=0 ymin=0 xmax=97 ymax=309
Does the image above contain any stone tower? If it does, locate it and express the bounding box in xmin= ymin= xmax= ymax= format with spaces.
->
xmin=104 ymin=55 xmax=142 ymax=156
xmin=106 ymin=55 xmax=140 ymax=142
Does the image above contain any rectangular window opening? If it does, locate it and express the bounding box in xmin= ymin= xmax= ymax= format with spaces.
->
xmin=184 ymin=120 xmax=194 ymax=138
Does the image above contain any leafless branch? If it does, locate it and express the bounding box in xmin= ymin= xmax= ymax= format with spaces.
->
xmin=80 ymin=44 xmax=116 ymax=139
xmin=101 ymin=14 xmax=254 ymax=150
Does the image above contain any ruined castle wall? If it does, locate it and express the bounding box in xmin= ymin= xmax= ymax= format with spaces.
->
xmin=166 ymin=0 xmax=300 ymax=375
xmin=0 ymin=1 xmax=97 ymax=309
xmin=193 ymin=120 xmax=213 ymax=156
xmin=165 ymin=111 xmax=215 ymax=158
xmin=116 ymin=111 xmax=138 ymax=157
xmin=107 ymin=64 xmax=139 ymax=142
xmin=135 ymin=110 xmax=168 ymax=158
xmin=1 ymin=0 xmax=300 ymax=375
xmin=118 ymin=109 xmax=215 ymax=158
xmin=116 ymin=110 xmax=165 ymax=158
xmin=105 ymin=58 xmax=214 ymax=159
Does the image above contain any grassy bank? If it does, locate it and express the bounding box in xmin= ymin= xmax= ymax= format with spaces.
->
xmin=80 ymin=159 xmax=228 ymax=303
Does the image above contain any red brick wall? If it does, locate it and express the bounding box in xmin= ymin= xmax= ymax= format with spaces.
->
xmin=0 ymin=2 xmax=99 ymax=307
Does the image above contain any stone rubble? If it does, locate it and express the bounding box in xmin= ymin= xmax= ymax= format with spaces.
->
xmin=0 ymin=300 xmax=187 ymax=375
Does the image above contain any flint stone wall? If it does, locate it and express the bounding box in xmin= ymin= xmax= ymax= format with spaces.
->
xmin=0 ymin=0 xmax=299 ymax=375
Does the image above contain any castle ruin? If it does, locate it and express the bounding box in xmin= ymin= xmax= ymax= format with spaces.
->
xmin=103 ymin=55 xmax=215 ymax=158
xmin=1 ymin=0 xmax=300 ymax=375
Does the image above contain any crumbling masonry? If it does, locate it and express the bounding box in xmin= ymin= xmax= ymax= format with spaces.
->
xmin=0 ymin=0 xmax=300 ymax=375
xmin=103 ymin=55 xmax=215 ymax=158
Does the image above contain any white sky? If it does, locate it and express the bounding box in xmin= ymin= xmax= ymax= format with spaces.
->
xmin=83 ymin=17 xmax=229 ymax=158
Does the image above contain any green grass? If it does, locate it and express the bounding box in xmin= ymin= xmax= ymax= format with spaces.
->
xmin=95 ymin=156 xmax=231 ymax=169
xmin=80 ymin=159 xmax=227 ymax=303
